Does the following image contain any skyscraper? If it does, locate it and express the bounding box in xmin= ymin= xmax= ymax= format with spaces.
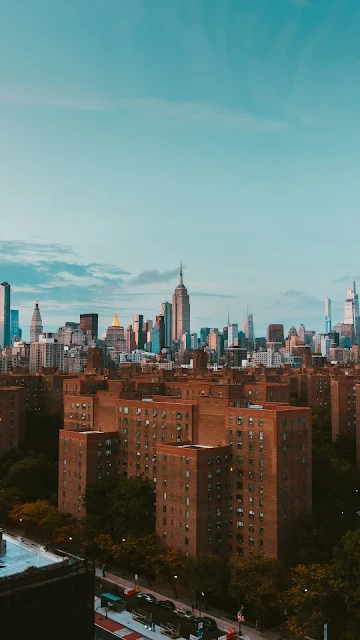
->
xmin=242 ymin=312 xmax=255 ymax=348
xmin=325 ymin=298 xmax=332 ymax=333
xmin=172 ymin=262 xmax=190 ymax=341
xmin=10 ymin=310 xmax=20 ymax=341
xmin=0 ymin=282 xmax=11 ymax=349
xmin=133 ymin=314 xmax=144 ymax=349
xmin=125 ymin=324 xmax=136 ymax=352
xmin=79 ymin=313 xmax=98 ymax=339
xmin=30 ymin=299 xmax=43 ymax=343
xmin=227 ymin=323 xmax=238 ymax=348
xmin=161 ymin=302 xmax=172 ymax=349
xmin=344 ymin=281 xmax=360 ymax=343
xmin=267 ymin=324 xmax=285 ymax=346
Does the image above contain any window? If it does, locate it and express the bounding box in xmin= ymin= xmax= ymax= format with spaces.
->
xmin=249 ymin=537 xmax=255 ymax=546
xmin=258 ymin=418 xmax=263 ymax=426
xmin=248 ymin=417 xmax=254 ymax=426
xmin=163 ymin=492 xmax=167 ymax=500
xmin=249 ymin=444 xmax=254 ymax=452
xmin=237 ymin=417 xmax=243 ymax=425
xmin=259 ymin=512 xmax=264 ymax=521
xmin=124 ymin=407 xmax=128 ymax=414
xmin=248 ymin=483 xmax=254 ymax=492
xmin=259 ymin=431 xmax=264 ymax=441
xmin=237 ymin=429 xmax=243 ymax=438
xmin=283 ymin=432 xmax=287 ymax=441
xmin=236 ymin=521 xmax=244 ymax=529
xmin=249 ymin=510 xmax=255 ymax=519
xmin=237 ymin=442 xmax=243 ymax=450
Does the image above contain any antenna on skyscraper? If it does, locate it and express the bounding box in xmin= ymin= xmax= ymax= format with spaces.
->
xmin=179 ymin=259 xmax=183 ymax=286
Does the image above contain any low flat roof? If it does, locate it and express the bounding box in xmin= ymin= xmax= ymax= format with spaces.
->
xmin=0 ymin=533 xmax=62 ymax=578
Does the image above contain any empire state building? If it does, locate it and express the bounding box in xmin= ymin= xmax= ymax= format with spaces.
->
xmin=172 ymin=262 xmax=190 ymax=341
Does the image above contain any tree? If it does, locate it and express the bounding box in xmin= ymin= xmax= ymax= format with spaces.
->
xmin=332 ymin=529 xmax=360 ymax=621
xmin=229 ymin=553 xmax=282 ymax=628
xmin=284 ymin=563 xmax=333 ymax=640
xmin=154 ymin=547 xmax=187 ymax=597
xmin=112 ymin=534 xmax=158 ymax=579
xmin=0 ymin=487 xmax=20 ymax=524
xmin=84 ymin=474 xmax=155 ymax=544
xmin=4 ymin=457 xmax=55 ymax=502
xmin=185 ymin=553 xmax=230 ymax=602
xmin=9 ymin=501 xmax=74 ymax=541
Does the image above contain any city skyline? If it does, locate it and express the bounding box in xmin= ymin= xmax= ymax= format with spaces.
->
xmin=1 ymin=1 xmax=360 ymax=338
xmin=1 ymin=261 xmax=359 ymax=343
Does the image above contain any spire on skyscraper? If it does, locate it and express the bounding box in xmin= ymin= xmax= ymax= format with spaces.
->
xmin=179 ymin=260 xmax=183 ymax=287
xmin=30 ymin=298 xmax=43 ymax=343
xmin=111 ymin=312 xmax=120 ymax=327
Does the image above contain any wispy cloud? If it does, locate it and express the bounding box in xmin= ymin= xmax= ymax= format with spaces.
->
xmin=191 ymin=291 xmax=234 ymax=299
xmin=0 ymin=83 xmax=112 ymax=111
xmin=273 ymin=289 xmax=321 ymax=309
xmin=119 ymin=98 xmax=288 ymax=132
xmin=0 ymin=81 xmax=288 ymax=131
xmin=128 ymin=268 xmax=179 ymax=286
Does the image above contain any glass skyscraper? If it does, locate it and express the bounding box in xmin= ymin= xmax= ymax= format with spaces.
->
xmin=0 ymin=282 xmax=11 ymax=348
xmin=10 ymin=309 xmax=20 ymax=341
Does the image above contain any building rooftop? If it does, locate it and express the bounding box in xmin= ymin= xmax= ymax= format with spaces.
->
xmin=0 ymin=532 xmax=62 ymax=578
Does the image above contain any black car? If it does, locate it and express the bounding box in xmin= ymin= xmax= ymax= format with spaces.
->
xmin=193 ymin=616 xmax=217 ymax=630
xmin=158 ymin=600 xmax=176 ymax=611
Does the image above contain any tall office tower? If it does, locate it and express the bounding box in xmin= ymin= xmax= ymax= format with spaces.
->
xmin=298 ymin=324 xmax=306 ymax=343
xmin=133 ymin=314 xmax=144 ymax=349
xmin=10 ymin=310 xmax=20 ymax=341
xmin=344 ymin=281 xmax=360 ymax=342
xmin=267 ymin=324 xmax=285 ymax=346
xmin=0 ymin=282 xmax=11 ymax=349
xmin=29 ymin=333 xmax=64 ymax=372
xmin=125 ymin=324 xmax=136 ymax=352
xmin=227 ymin=323 xmax=239 ymax=347
xmin=105 ymin=313 xmax=126 ymax=351
xmin=155 ymin=314 xmax=165 ymax=349
xmin=325 ymin=298 xmax=332 ymax=333
xmin=172 ymin=262 xmax=190 ymax=341
xmin=161 ymin=302 xmax=172 ymax=349
xmin=30 ymin=299 xmax=43 ymax=343
xmin=79 ymin=313 xmax=98 ymax=340
xmin=199 ymin=327 xmax=210 ymax=345
xmin=242 ymin=312 xmax=255 ymax=348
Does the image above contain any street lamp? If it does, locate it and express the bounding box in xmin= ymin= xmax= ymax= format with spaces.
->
xmin=199 ymin=591 xmax=205 ymax=618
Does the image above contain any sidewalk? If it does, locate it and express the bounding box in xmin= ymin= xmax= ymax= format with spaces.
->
xmin=96 ymin=569 xmax=284 ymax=640
xmin=95 ymin=596 xmax=168 ymax=640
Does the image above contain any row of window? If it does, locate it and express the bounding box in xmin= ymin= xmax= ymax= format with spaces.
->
xmin=119 ymin=407 xmax=188 ymax=419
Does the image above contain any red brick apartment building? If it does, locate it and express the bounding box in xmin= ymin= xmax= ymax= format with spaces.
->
xmin=0 ymin=387 xmax=25 ymax=453
xmin=59 ymin=375 xmax=312 ymax=560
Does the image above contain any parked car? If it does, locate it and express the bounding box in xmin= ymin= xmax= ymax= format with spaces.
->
xmin=193 ymin=616 xmax=217 ymax=630
xmin=175 ymin=609 xmax=194 ymax=620
xmin=137 ymin=593 xmax=157 ymax=604
xmin=158 ymin=600 xmax=176 ymax=611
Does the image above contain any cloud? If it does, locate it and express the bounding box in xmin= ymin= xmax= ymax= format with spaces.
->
xmin=0 ymin=80 xmax=288 ymax=131
xmin=128 ymin=268 xmax=179 ymax=286
xmin=273 ymin=289 xmax=321 ymax=309
xmin=0 ymin=83 xmax=112 ymax=111
xmin=119 ymin=98 xmax=288 ymax=132
xmin=331 ymin=276 xmax=359 ymax=285
xmin=191 ymin=292 xmax=234 ymax=299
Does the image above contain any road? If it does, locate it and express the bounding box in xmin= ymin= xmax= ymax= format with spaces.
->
xmin=95 ymin=582 xmax=223 ymax=640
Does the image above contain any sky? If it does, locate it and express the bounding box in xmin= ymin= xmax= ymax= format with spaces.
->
xmin=1 ymin=0 xmax=360 ymax=339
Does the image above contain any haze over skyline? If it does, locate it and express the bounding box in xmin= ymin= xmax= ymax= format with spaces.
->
xmin=1 ymin=0 xmax=360 ymax=335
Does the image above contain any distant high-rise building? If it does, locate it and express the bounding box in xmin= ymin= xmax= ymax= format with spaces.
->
xmin=325 ymin=298 xmax=332 ymax=333
xmin=125 ymin=324 xmax=136 ymax=352
xmin=133 ymin=314 xmax=144 ymax=349
xmin=298 ymin=324 xmax=306 ymax=343
xmin=30 ymin=299 xmax=43 ymax=344
xmin=161 ymin=302 xmax=172 ymax=349
xmin=227 ymin=323 xmax=239 ymax=348
xmin=79 ymin=313 xmax=98 ymax=340
xmin=29 ymin=333 xmax=64 ymax=372
xmin=242 ymin=312 xmax=255 ymax=348
xmin=267 ymin=324 xmax=285 ymax=347
xmin=10 ymin=309 xmax=21 ymax=341
xmin=0 ymin=282 xmax=11 ymax=349
xmin=151 ymin=327 xmax=161 ymax=354
xmin=200 ymin=328 xmax=210 ymax=346
xmin=344 ymin=281 xmax=360 ymax=343
xmin=106 ymin=313 xmax=126 ymax=352
xmin=172 ymin=262 xmax=190 ymax=341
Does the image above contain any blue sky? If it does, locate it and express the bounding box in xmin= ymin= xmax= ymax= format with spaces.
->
xmin=1 ymin=0 xmax=360 ymax=339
